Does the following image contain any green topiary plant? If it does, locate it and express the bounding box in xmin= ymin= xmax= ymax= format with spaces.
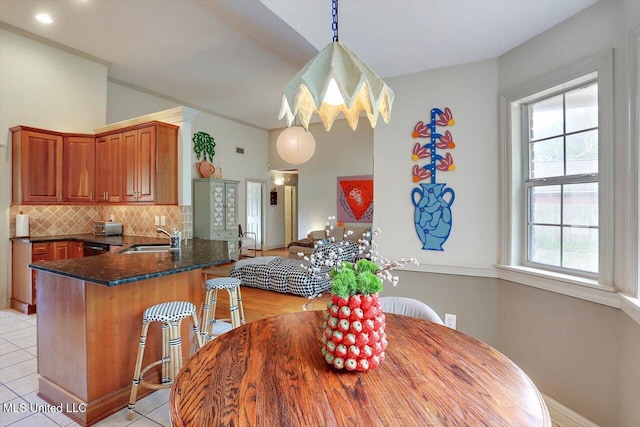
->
xmin=193 ymin=131 xmax=216 ymax=163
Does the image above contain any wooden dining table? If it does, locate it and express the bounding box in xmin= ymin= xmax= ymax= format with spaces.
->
xmin=170 ymin=310 xmax=550 ymax=426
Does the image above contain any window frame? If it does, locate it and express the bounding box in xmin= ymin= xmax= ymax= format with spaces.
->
xmin=522 ymin=79 xmax=600 ymax=279
xmin=498 ymin=49 xmax=616 ymax=307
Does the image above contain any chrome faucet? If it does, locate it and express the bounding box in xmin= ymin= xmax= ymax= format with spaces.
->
xmin=157 ymin=228 xmax=172 ymax=238
xmin=158 ymin=228 xmax=181 ymax=250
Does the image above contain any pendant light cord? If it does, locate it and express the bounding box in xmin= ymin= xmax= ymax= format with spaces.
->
xmin=332 ymin=0 xmax=339 ymax=42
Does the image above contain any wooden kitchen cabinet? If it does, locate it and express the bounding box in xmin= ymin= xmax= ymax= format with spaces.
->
xmin=11 ymin=121 xmax=177 ymax=206
xmin=11 ymin=127 xmax=64 ymax=204
xmin=51 ymin=241 xmax=70 ymax=260
xmin=97 ymin=121 xmax=178 ymax=205
xmin=64 ymin=135 xmax=95 ymax=203
xmin=12 ymin=241 xmax=48 ymax=314
xmin=123 ymin=126 xmax=155 ymax=203
xmin=11 ymin=240 xmax=83 ymax=314
xmin=95 ymin=133 xmax=123 ymax=203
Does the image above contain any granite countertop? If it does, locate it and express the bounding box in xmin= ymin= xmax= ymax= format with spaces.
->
xmin=28 ymin=237 xmax=231 ymax=287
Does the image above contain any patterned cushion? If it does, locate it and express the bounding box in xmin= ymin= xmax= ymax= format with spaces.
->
xmin=230 ymin=241 xmax=359 ymax=297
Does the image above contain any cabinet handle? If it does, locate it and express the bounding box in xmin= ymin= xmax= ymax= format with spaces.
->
xmin=90 ymin=192 xmax=93 ymax=201
xmin=106 ymin=191 xmax=109 ymax=200
xmin=58 ymin=192 xmax=62 ymax=201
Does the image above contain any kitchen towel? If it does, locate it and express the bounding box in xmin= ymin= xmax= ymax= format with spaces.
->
xmin=16 ymin=214 xmax=29 ymax=237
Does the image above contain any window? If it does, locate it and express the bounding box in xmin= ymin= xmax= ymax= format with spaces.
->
xmin=499 ymin=50 xmax=615 ymax=300
xmin=524 ymin=82 xmax=599 ymax=278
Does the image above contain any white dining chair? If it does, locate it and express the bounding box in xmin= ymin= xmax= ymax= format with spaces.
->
xmin=379 ymin=296 xmax=444 ymax=324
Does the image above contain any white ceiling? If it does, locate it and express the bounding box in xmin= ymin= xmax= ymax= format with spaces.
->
xmin=0 ymin=0 xmax=599 ymax=130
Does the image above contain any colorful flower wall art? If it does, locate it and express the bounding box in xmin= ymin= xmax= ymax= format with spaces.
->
xmin=411 ymin=107 xmax=456 ymax=251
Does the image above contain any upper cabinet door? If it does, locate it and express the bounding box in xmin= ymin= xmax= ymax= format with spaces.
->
xmin=64 ymin=136 xmax=95 ymax=203
xmin=95 ymin=133 xmax=123 ymax=203
xmin=12 ymin=128 xmax=63 ymax=204
xmin=123 ymin=126 xmax=156 ymax=203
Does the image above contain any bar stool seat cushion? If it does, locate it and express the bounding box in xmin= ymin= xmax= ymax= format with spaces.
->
xmin=144 ymin=301 xmax=197 ymax=323
xmin=205 ymin=277 xmax=242 ymax=291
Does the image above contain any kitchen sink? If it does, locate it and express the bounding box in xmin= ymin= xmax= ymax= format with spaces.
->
xmin=121 ymin=245 xmax=171 ymax=254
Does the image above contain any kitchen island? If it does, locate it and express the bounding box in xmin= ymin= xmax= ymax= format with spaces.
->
xmin=29 ymin=239 xmax=230 ymax=426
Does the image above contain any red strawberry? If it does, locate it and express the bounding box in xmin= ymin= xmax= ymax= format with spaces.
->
xmin=361 ymin=294 xmax=373 ymax=310
xmin=361 ymin=345 xmax=373 ymax=359
xmin=342 ymin=333 xmax=356 ymax=346
xmin=364 ymin=306 xmax=377 ymax=319
xmin=333 ymin=357 xmax=345 ymax=370
xmin=337 ymin=297 xmax=350 ymax=307
xmin=331 ymin=294 xmax=339 ymax=305
xmin=355 ymin=332 xmax=369 ymax=347
xmin=379 ymin=352 xmax=386 ymax=362
xmin=374 ymin=314 xmax=385 ymax=328
xmin=329 ymin=305 xmax=339 ymax=318
xmin=371 ymin=294 xmax=380 ymax=305
xmin=362 ymin=319 xmax=375 ymax=333
xmin=345 ymin=358 xmax=357 ymax=371
xmin=323 ymin=327 xmax=333 ymax=340
xmin=348 ymin=294 xmax=362 ymax=310
xmin=335 ymin=343 xmax=347 ymax=358
xmin=331 ymin=330 xmax=343 ymax=344
xmin=368 ymin=355 xmax=380 ymax=369
xmin=325 ymin=352 xmax=335 ymax=365
xmin=328 ymin=316 xmax=338 ymax=329
xmin=373 ymin=341 xmax=382 ymax=355
xmin=357 ymin=358 xmax=369 ymax=371
xmin=326 ymin=341 xmax=336 ymax=353
xmin=380 ymin=337 xmax=388 ymax=352
xmin=347 ymin=345 xmax=360 ymax=359
xmin=349 ymin=308 xmax=364 ymax=321
xmin=338 ymin=319 xmax=350 ymax=332
xmin=349 ymin=320 xmax=363 ymax=334
xmin=371 ymin=330 xmax=380 ymax=343
xmin=338 ymin=306 xmax=351 ymax=319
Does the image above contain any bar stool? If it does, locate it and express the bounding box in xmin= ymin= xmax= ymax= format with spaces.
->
xmin=127 ymin=301 xmax=203 ymax=420
xmin=202 ymin=277 xmax=246 ymax=342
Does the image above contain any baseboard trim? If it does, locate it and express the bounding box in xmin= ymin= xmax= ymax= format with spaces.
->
xmin=542 ymin=393 xmax=599 ymax=427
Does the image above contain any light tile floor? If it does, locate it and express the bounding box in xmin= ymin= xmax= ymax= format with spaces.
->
xmin=0 ymin=308 xmax=171 ymax=427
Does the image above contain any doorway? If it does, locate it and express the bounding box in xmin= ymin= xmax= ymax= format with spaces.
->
xmin=284 ymin=185 xmax=297 ymax=244
xmin=245 ymin=180 xmax=266 ymax=250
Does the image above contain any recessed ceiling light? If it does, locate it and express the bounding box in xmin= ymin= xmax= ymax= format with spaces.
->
xmin=35 ymin=13 xmax=53 ymax=24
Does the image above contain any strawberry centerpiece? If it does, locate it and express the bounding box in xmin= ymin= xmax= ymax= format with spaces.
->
xmin=321 ymin=259 xmax=388 ymax=371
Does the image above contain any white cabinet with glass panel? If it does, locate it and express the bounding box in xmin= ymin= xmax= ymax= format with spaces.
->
xmin=193 ymin=178 xmax=240 ymax=260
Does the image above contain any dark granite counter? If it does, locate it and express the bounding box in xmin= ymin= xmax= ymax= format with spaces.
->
xmin=29 ymin=238 xmax=230 ymax=286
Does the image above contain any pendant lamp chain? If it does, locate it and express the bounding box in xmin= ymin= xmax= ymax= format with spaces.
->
xmin=332 ymin=0 xmax=339 ymax=42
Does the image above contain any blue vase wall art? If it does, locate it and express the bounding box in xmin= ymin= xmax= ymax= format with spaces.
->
xmin=411 ymin=107 xmax=457 ymax=251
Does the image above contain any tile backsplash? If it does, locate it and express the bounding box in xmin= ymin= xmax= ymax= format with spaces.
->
xmin=9 ymin=205 xmax=192 ymax=239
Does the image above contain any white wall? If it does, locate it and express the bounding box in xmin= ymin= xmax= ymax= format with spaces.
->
xmin=106 ymin=81 xmax=179 ymax=125
xmin=106 ymin=81 xmax=271 ymax=239
xmin=375 ymin=59 xmax=499 ymax=271
xmin=268 ymin=119 xmax=374 ymax=242
xmin=0 ymin=28 xmax=107 ymax=308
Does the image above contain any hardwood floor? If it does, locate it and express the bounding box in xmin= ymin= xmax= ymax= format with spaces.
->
xmin=202 ymin=247 xmax=331 ymax=324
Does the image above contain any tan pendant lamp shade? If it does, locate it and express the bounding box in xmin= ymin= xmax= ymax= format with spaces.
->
xmin=279 ymin=41 xmax=394 ymax=131
xmin=276 ymin=125 xmax=317 ymax=165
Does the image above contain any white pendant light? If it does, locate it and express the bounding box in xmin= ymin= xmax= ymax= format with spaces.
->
xmin=279 ymin=0 xmax=393 ymax=131
xmin=276 ymin=125 xmax=316 ymax=165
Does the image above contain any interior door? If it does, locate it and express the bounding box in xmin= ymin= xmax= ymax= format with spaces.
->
xmin=246 ymin=181 xmax=263 ymax=249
